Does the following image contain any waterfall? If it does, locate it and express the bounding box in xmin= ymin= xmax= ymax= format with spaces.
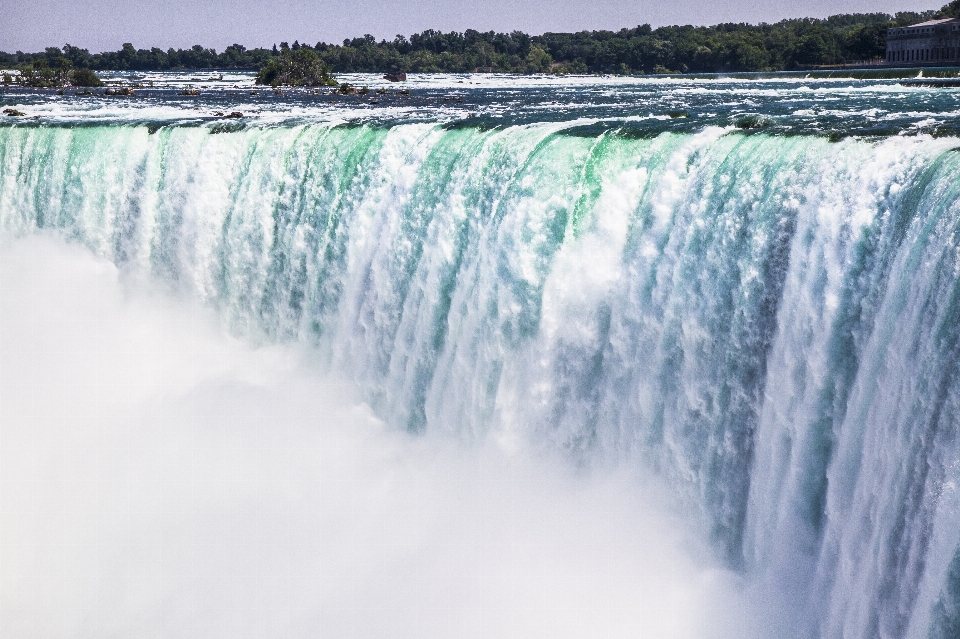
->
xmin=3 ymin=122 xmax=960 ymax=639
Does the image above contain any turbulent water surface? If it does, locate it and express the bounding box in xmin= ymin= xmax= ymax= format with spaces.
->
xmin=3 ymin=72 xmax=960 ymax=639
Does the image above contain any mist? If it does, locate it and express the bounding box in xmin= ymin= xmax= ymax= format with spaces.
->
xmin=0 ymin=233 xmax=753 ymax=638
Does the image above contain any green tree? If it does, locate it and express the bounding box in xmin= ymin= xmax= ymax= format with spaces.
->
xmin=792 ymin=28 xmax=840 ymax=66
xmin=70 ymin=68 xmax=103 ymax=86
xmin=729 ymin=42 xmax=769 ymax=70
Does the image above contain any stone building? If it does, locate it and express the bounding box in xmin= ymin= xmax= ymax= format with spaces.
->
xmin=886 ymin=18 xmax=960 ymax=65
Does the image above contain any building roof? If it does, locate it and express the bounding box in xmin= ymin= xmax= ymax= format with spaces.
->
xmin=906 ymin=18 xmax=960 ymax=27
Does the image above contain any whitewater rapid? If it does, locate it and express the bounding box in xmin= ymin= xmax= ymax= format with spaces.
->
xmin=3 ymin=120 xmax=960 ymax=639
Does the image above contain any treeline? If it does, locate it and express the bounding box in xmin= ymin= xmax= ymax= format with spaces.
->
xmin=3 ymin=3 xmax=959 ymax=75
xmin=0 ymin=43 xmax=273 ymax=88
xmin=0 ymin=43 xmax=273 ymax=73
xmin=313 ymin=9 xmax=949 ymax=73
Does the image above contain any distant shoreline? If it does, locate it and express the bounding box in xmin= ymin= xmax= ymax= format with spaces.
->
xmin=3 ymin=4 xmax=959 ymax=75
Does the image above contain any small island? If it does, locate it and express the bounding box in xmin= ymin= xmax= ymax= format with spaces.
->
xmin=255 ymin=47 xmax=335 ymax=86
xmin=3 ymin=58 xmax=103 ymax=88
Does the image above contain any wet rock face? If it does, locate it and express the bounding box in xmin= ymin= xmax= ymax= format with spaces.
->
xmin=383 ymin=72 xmax=407 ymax=82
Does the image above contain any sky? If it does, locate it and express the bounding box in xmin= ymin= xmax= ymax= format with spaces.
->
xmin=0 ymin=0 xmax=942 ymax=54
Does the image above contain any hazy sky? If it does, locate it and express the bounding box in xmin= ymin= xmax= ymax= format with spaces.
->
xmin=1 ymin=0 xmax=940 ymax=53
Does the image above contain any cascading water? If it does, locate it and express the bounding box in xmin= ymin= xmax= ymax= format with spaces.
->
xmin=3 ymin=74 xmax=960 ymax=638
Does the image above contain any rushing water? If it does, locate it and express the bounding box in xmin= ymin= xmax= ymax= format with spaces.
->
xmin=3 ymin=72 xmax=960 ymax=638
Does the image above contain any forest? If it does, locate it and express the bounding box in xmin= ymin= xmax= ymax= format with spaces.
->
xmin=2 ymin=3 xmax=959 ymax=75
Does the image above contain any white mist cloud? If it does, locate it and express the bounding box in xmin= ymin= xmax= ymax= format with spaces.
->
xmin=0 ymin=233 xmax=753 ymax=638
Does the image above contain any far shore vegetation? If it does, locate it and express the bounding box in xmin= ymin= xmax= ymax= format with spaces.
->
xmin=3 ymin=2 xmax=960 ymax=80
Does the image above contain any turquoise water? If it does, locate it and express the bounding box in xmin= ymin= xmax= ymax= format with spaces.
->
xmin=3 ymin=72 xmax=960 ymax=638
